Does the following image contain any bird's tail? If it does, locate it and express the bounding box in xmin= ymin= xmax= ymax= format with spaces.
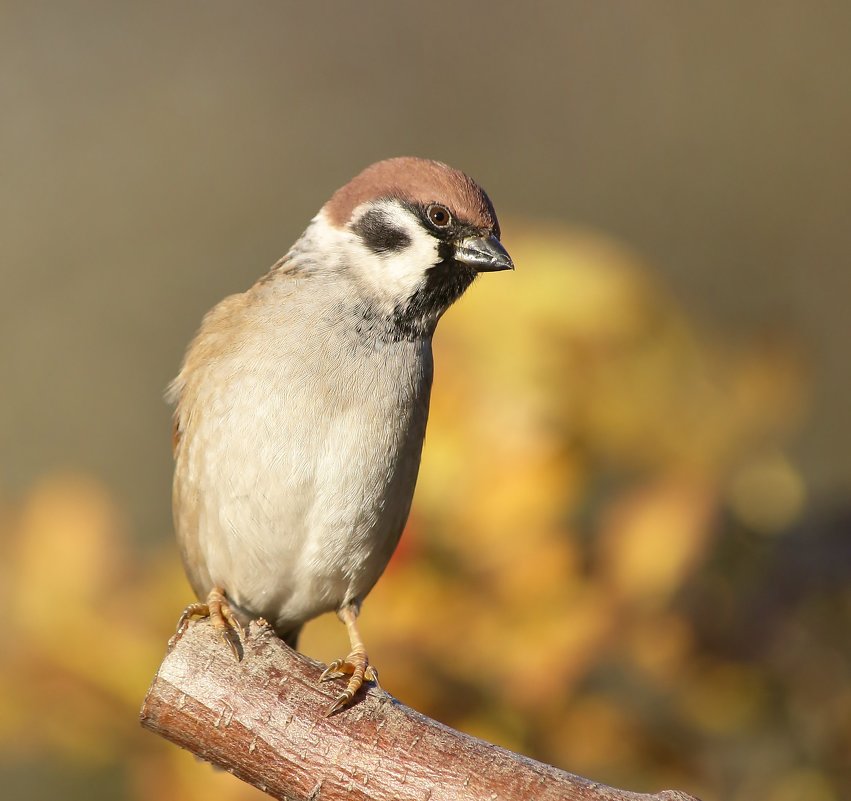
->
xmin=224 ymin=594 xmax=302 ymax=651
xmin=276 ymin=626 xmax=302 ymax=650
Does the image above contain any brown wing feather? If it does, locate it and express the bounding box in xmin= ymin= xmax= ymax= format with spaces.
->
xmin=171 ymin=416 xmax=182 ymax=456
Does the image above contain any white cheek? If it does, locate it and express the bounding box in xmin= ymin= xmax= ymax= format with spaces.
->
xmin=366 ymin=203 xmax=438 ymax=301
xmin=300 ymin=205 xmax=438 ymax=307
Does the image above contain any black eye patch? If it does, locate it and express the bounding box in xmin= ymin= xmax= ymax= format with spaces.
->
xmin=352 ymin=208 xmax=412 ymax=255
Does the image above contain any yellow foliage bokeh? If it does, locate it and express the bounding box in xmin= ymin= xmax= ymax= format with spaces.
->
xmin=1 ymin=223 xmax=845 ymax=801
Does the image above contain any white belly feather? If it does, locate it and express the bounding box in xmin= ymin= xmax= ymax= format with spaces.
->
xmin=174 ymin=326 xmax=431 ymax=633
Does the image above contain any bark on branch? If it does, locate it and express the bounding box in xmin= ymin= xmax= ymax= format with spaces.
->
xmin=140 ymin=618 xmax=700 ymax=801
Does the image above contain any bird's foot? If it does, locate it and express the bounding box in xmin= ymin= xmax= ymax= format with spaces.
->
xmin=320 ymin=650 xmax=379 ymax=715
xmin=170 ymin=586 xmax=244 ymax=660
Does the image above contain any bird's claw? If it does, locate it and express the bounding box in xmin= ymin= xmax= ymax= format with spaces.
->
xmin=320 ymin=652 xmax=379 ymax=715
xmin=170 ymin=587 xmax=244 ymax=660
xmin=320 ymin=658 xmax=379 ymax=683
xmin=319 ymin=659 xmax=346 ymax=682
xmin=325 ymin=689 xmax=355 ymax=717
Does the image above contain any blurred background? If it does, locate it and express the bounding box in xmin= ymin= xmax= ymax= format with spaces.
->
xmin=1 ymin=3 xmax=849 ymax=800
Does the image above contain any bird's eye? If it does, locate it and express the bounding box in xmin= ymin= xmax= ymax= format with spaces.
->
xmin=426 ymin=204 xmax=452 ymax=228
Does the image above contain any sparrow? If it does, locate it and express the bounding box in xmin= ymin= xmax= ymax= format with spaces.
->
xmin=168 ymin=157 xmax=512 ymax=714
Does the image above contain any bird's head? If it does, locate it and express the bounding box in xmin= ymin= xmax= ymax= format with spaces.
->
xmin=302 ymin=157 xmax=512 ymax=340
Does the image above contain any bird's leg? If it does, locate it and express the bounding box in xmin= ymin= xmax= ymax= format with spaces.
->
xmin=170 ymin=586 xmax=244 ymax=660
xmin=319 ymin=604 xmax=379 ymax=715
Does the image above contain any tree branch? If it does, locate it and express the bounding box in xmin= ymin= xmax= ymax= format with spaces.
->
xmin=140 ymin=618 xmax=700 ymax=801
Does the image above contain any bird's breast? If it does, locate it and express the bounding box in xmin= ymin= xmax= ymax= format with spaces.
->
xmin=176 ymin=328 xmax=433 ymax=626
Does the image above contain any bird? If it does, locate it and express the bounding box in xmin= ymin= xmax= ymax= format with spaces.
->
xmin=168 ymin=157 xmax=513 ymax=714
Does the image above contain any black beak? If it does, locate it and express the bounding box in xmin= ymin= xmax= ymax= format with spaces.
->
xmin=454 ymin=234 xmax=514 ymax=272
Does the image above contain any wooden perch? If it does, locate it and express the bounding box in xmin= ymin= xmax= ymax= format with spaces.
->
xmin=140 ymin=618 xmax=700 ymax=801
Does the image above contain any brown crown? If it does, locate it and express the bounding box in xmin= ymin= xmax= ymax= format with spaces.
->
xmin=323 ymin=157 xmax=499 ymax=235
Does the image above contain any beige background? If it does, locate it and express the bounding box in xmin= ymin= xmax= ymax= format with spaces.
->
xmin=2 ymin=2 xmax=849 ymax=542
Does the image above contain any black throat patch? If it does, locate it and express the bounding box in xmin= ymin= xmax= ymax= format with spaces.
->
xmin=350 ymin=254 xmax=478 ymax=344
xmin=389 ymin=247 xmax=478 ymax=340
